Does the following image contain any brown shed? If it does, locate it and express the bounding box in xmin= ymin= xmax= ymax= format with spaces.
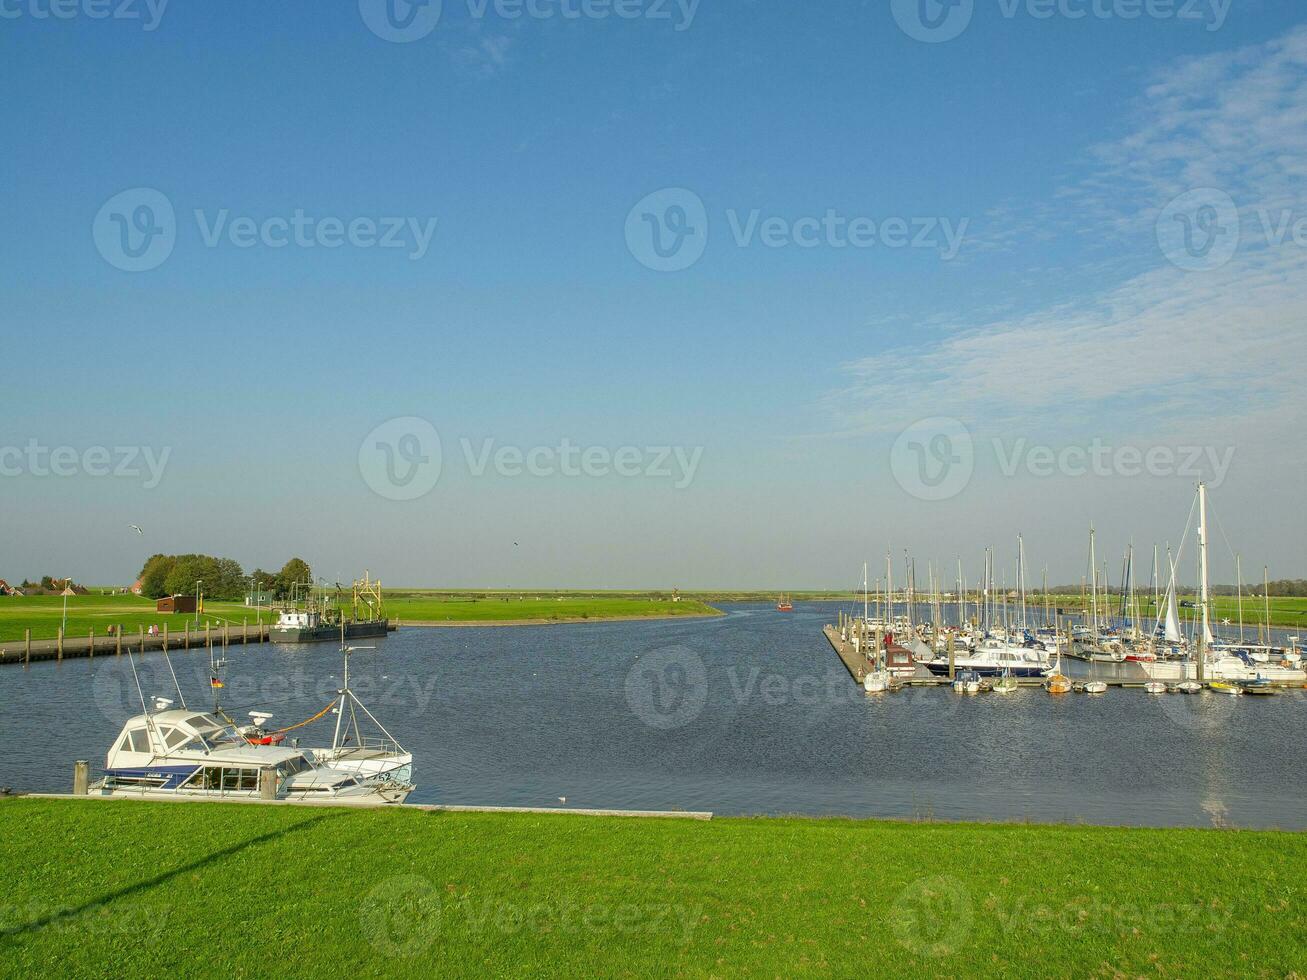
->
xmin=156 ymin=595 xmax=198 ymax=614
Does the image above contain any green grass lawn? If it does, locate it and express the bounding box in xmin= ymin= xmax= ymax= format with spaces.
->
xmin=0 ymin=799 xmax=1302 ymax=977
xmin=384 ymin=591 xmax=720 ymax=623
xmin=0 ymin=592 xmax=721 ymax=642
xmin=1043 ymin=594 xmax=1307 ymax=631
xmin=0 ymin=594 xmax=271 ymax=644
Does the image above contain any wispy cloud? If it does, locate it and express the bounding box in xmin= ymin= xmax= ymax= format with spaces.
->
xmin=831 ymin=25 xmax=1307 ymax=449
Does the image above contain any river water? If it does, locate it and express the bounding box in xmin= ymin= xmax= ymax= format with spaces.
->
xmin=2 ymin=603 xmax=1303 ymax=828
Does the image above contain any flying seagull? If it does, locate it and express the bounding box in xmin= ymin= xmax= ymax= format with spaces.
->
xmin=128 ymin=524 xmax=144 ymax=535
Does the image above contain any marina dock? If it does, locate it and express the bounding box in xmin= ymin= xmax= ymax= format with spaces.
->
xmin=0 ymin=621 xmax=398 ymax=667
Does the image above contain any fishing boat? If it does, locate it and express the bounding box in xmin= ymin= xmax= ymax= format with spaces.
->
xmin=776 ymin=595 xmax=794 ymax=612
xmin=91 ymin=701 xmax=412 ymax=804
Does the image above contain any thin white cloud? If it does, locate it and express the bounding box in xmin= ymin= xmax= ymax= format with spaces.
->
xmin=831 ymin=25 xmax=1307 ymax=450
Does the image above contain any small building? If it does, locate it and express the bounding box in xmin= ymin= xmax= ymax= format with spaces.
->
xmin=157 ymin=595 xmax=198 ymax=614
xmin=245 ymin=591 xmax=274 ymax=606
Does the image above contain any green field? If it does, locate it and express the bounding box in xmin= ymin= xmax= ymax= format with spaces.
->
xmin=383 ymin=590 xmax=720 ymax=624
xmin=0 ymin=593 xmax=272 ymax=644
xmin=1041 ymin=594 xmax=1307 ymax=631
xmin=0 ymin=592 xmax=721 ymax=642
xmin=0 ymin=799 xmax=1302 ymax=977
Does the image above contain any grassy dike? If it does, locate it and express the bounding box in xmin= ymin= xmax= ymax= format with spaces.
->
xmin=1 ymin=799 xmax=1303 ymax=977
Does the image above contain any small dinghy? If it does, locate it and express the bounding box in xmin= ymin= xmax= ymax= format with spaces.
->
xmin=1209 ymin=681 xmax=1243 ymax=695
xmin=1175 ymin=681 xmax=1202 ymax=694
xmin=1144 ymin=681 xmax=1168 ymax=695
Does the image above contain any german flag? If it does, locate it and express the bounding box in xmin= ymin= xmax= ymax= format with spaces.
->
xmin=210 ymin=676 xmax=224 ymax=689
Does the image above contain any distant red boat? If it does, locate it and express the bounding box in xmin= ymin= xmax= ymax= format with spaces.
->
xmin=776 ymin=595 xmax=794 ymax=612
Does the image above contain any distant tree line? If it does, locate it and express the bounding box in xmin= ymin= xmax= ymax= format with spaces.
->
xmin=137 ymin=555 xmax=313 ymax=602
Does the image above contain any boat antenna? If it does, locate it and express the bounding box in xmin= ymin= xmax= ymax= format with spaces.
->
xmin=125 ymin=642 xmax=149 ymax=716
xmin=161 ymin=646 xmax=188 ymax=710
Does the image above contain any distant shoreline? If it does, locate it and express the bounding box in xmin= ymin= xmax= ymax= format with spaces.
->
xmin=399 ymin=609 xmax=724 ymax=628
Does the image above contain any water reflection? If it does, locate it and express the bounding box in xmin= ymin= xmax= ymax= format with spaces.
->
xmin=1 ymin=603 xmax=1302 ymax=828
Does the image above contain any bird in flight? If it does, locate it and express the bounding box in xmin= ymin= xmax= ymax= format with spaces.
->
xmin=128 ymin=524 xmax=144 ymax=535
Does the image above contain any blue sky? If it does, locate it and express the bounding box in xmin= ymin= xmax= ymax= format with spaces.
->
xmin=2 ymin=0 xmax=1305 ymax=588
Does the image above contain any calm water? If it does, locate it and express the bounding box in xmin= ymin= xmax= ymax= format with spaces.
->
xmin=2 ymin=603 xmax=1303 ymax=828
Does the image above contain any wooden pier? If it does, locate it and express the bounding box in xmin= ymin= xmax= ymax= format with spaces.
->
xmin=0 ymin=621 xmax=398 ymax=667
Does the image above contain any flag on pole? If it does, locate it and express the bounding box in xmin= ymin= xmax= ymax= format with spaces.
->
xmin=210 ymin=676 xmax=224 ymax=689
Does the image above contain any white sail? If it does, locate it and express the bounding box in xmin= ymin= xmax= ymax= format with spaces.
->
xmin=1163 ymin=555 xmax=1183 ymax=643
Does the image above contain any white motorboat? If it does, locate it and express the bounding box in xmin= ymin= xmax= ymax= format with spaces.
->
xmin=92 ymin=701 xmax=412 ymax=804
xmin=924 ymin=638 xmax=1051 ymax=678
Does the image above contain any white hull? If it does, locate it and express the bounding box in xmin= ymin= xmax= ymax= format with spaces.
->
xmin=1139 ymin=659 xmax=1305 ymax=683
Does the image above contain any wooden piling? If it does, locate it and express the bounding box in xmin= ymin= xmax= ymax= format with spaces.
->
xmin=88 ymin=628 xmax=94 ymax=661
xmin=243 ymin=618 xmax=248 ymax=645
xmin=73 ymin=761 xmax=89 ymax=796
xmin=24 ymin=629 xmax=31 ymax=667
xmin=206 ymin=623 xmax=212 ymax=652
xmin=57 ymin=627 xmax=63 ymax=661
xmin=947 ymin=633 xmax=956 ymax=680
xmin=184 ymin=622 xmax=190 ymax=650
xmin=116 ymin=626 xmax=122 ymax=657
xmin=258 ymin=769 xmax=277 ymax=801
xmin=224 ymin=624 xmax=229 ymax=650
xmin=163 ymin=624 xmax=169 ymax=654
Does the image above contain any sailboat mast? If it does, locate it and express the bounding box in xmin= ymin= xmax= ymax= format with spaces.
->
xmin=1089 ymin=526 xmax=1099 ymax=641
xmin=1236 ymin=554 xmax=1244 ymax=644
xmin=1263 ymin=566 xmax=1271 ymax=646
xmin=1197 ymin=482 xmax=1212 ymax=671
